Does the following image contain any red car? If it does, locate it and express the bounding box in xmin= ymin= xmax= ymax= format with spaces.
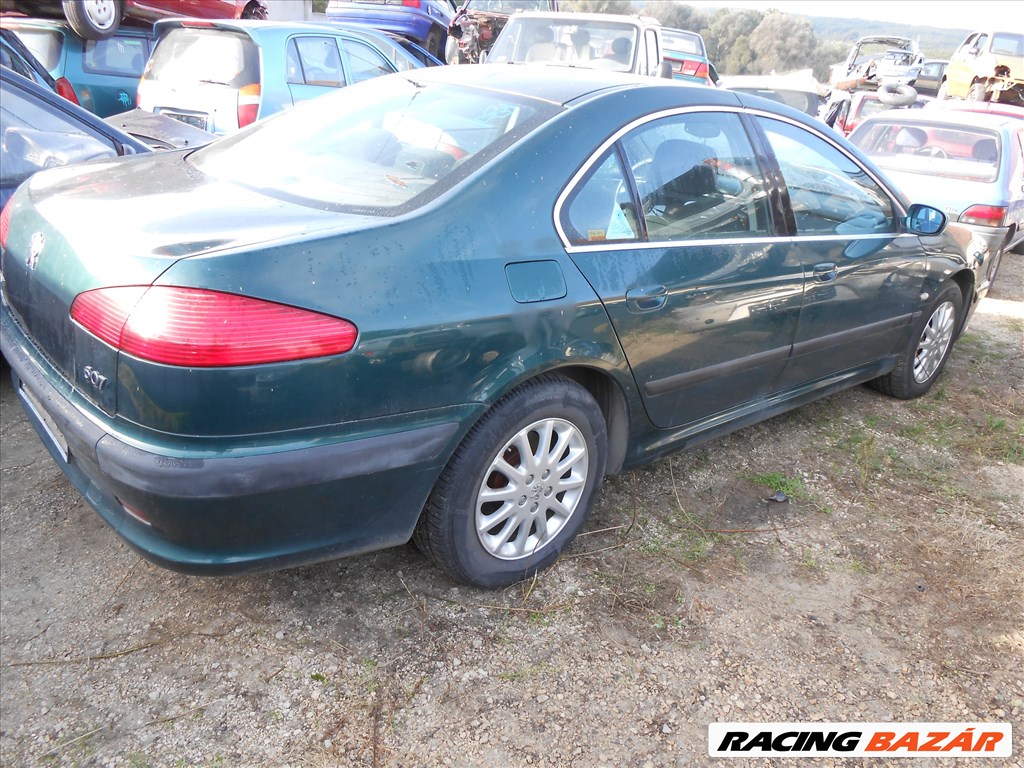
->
xmin=4 ymin=0 xmax=267 ymax=41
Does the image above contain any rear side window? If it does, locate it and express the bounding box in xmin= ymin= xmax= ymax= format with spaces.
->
xmin=287 ymin=36 xmax=345 ymax=86
xmin=147 ymin=28 xmax=259 ymax=88
xmin=83 ymin=35 xmax=151 ymax=76
xmin=11 ymin=28 xmax=63 ymax=71
xmin=757 ymin=117 xmax=896 ymax=236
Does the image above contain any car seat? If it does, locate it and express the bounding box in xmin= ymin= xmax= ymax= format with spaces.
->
xmin=971 ymin=138 xmax=998 ymax=163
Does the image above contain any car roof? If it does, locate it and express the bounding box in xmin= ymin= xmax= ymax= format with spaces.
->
xmin=393 ymin=62 xmax=731 ymax=106
xmin=499 ymin=11 xmax=658 ymax=25
xmin=1 ymin=16 xmax=154 ymax=38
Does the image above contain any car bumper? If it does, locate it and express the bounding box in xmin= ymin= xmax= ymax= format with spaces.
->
xmin=2 ymin=306 xmax=465 ymax=575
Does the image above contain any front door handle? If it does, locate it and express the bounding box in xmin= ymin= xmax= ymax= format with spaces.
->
xmin=625 ymin=284 xmax=668 ymax=313
xmin=813 ymin=263 xmax=838 ymax=283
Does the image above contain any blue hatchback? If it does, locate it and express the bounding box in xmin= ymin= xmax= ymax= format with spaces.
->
xmin=325 ymin=0 xmax=457 ymax=60
xmin=1 ymin=17 xmax=154 ymax=117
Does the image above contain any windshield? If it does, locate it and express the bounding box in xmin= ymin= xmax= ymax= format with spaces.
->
xmin=190 ymin=75 xmax=557 ymax=213
xmin=488 ymin=17 xmax=639 ymax=72
xmin=850 ymin=121 xmax=1000 ymax=182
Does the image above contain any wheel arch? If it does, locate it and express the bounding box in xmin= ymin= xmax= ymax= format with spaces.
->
xmin=949 ymin=268 xmax=977 ymax=338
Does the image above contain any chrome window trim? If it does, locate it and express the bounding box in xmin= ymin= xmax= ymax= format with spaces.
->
xmin=554 ymin=105 xmax=910 ymax=253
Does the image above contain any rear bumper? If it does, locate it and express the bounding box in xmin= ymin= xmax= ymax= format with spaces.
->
xmin=2 ymin=305 xmax=464 ymax=575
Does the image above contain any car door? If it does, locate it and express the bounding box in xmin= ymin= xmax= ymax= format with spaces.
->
xmin=285 ymin=35 xmax=347 ymax=105
xmin=752 ymin=115 xmax=926 ymax=389
xmin=560 ymin=110 xmax=804 ymax=430
xmin=945 ymin=33 xmax=985 ymax=98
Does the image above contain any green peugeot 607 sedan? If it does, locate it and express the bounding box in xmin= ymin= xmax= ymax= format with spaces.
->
xmin=0 ymin=65 xmax=990 ymax=588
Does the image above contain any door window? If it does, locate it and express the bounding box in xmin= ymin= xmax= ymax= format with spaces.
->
xmin=562 ymin=149 xmax=639 ymax=244
xmin=342 ymin=40 xmax=395 ymax=85
xmin=623 ymin=112 xmax=771 ymax=241
xmin=290 ymin=37 xmax=345 ymax=87
xmin=757 ymin=117 xmax=896 ymax=236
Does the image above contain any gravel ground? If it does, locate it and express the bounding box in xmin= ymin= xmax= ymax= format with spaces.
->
xmin=2 ymin=255 xmax=1022 ymax=768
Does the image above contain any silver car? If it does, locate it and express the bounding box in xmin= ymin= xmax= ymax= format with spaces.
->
xmin=848 ymin=109 xmax=1024 ymax=286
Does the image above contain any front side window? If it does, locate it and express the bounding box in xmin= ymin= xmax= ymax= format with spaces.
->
xmin=622 ymin=112 xmax=771 ymax=242
xmin=191 ymin=75 xmax=557 ymax=213
xmin=342 ymin=39 xmax=394 ymax=85
xmin=757 ymin=117 xmax=896 ymax=236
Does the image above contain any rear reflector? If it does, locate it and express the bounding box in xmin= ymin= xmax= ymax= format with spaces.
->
xmin=0 ymin=200 xmax=11 ymax=251
xmin=237 ymin=82 xmax=260 ymax=128
xmin=55 ymin=77 xmax=80 ymax=104
xmin=71 ymin=286 xmax=357 ymax=367
xmin=960 ymin=205 xmax=1007 ymax=227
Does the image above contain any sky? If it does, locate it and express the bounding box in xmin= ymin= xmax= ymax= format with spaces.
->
xmin=679 ymin=0 xmax=1011 ymax=32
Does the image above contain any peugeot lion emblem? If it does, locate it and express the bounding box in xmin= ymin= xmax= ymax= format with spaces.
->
xmin=27 ymin=232 xmax=45 ymax=271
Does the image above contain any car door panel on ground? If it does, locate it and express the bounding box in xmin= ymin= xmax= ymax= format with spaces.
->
xmin=561 ymin=110 xmax=804 ymax=430
xmin=752 ymin=115 xmax=925 ymax=388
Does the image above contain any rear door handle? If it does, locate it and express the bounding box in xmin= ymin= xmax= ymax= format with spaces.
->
xmin=625 ymin=284 xmax=667 ymax=313
xmin=813 ymin=263 xmax=838 ymax=283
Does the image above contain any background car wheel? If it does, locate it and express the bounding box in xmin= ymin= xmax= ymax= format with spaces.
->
xmin=968 ymin=81 xmax=990 ymax=102
xmin=870 ymin=283 xmax=961 ymax=400
xmin=936 ymin=81 xmax=948 ymax=99
xmin=414 ymin=375 xmax=607 ymax=589
xmin=241 ymin=1 xmax=267 ymax=20
xmin=62 ymin=0 xmax=120 ymax=41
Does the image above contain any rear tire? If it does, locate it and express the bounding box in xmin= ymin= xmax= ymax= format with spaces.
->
xmin=414 ymin=375 xmax=607 ymax=589
xmin=62 ymin=0 xmax=121 ymax=41
xmin=870 ymin=283 xmax=961 ymax=399
xmin=969 ymin=81 xmax=990 ymax=102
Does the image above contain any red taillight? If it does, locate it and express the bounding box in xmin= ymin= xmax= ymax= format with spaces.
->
xmin=237 ymin=82 xmax=260 ymax=128
xmin=71 ymin=286 xmax=357 ymax=367
xmin=55 ymin=77 xmax=80 ymax=105
xmin=675 ymin=59 xmax=709 ymax=80
xmin=960 ymin=205 xmax=1007 ymax=227
xmin=0 ymin=201 xmax=11 ymax=251
xmin=401 ymin=0 xmax=422 ymax=7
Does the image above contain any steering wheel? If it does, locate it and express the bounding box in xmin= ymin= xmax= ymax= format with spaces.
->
xmin=916 ymin=145 xmax=948 ymax=159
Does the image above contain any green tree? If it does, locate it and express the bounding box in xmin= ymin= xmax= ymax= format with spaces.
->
xmin=641 ymin=1 xmax=707 ymax=31
xmin=703 ymin=8 xmax=764 ymax=75
xmin=560 ymin=0 xmax=635 ymax=14
xmin=748 ymin=12 xmax=816 ymax=75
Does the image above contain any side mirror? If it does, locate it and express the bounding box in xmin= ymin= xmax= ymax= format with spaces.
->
xmin=658 ymin=60 xmax=673 ymax=79
xmin=905 ymin=203 xmax=946 ymax=235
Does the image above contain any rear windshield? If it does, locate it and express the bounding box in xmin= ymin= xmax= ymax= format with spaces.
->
xmin=83 ymin=35 xmax=151 ymax=77
xmin=12 ymin=28 xmax=63 ymax=71
xmin=852 ymin=122 xmax=1001 ymax=182
xmin=661 ymin=29 xmax=704 ymax=56
xmin=190 ymin=74 xmax=558 ymax=213
xmin=147 ymin=27 xmax=259 ymax=88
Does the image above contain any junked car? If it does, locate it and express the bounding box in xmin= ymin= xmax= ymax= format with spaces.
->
xmin=660 ymin=26 xmax=715 ymax=86
xmin=136 ymin=19 xmax=436 ymax=136
xmin=0 ymin=65 xmax=147 ymax=208
xmin=485 ymin=11 xmax=673 ymax=78
xmin=0 ymin=66 xmax=986 ymax=588
xmin=445 ymin=0 xmax=557 ymax=65
xmin=940 ymin=30 xmax=1023 ymax=104
xmin=849 ymin=108 xmax=1024 ymax=274
xmin=2 ymin=0 xmax=267 ymax=40
xmin=3 ymin=16 xmax=153 ymax=116
xmin=325 ymin=0 xmax=456 ymax=60
xmin=831 ymin=36 xmax=924 ymax=91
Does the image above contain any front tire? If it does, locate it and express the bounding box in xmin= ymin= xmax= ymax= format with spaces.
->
xmin=424 ymin=27 xmax=443 ymax=59
xmin=241 ymin=1 xmax=267 ymax=20
xmin=969 ymin=81 xmax=990 ymax=102
xmin=62 ymin=0 xmax=121 ymax=41
xmin=414 ymin=375 xmax=607 ymax=589
xmin=870 ymin=283 xmax=962 ymax=399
